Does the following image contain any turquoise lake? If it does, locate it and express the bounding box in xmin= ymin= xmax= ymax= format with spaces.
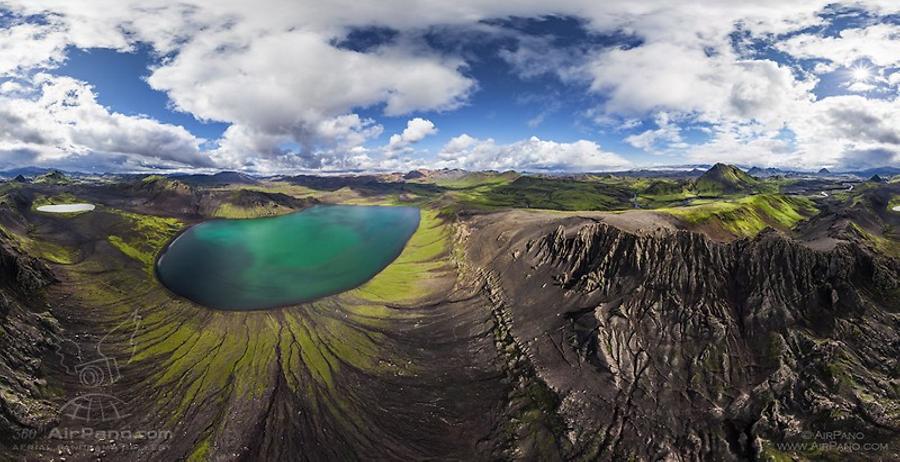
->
xmin=156 ymin=205 xmax=420 ymax=310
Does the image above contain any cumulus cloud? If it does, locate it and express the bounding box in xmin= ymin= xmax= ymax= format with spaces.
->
xmin=387 ymin=118 xmax=437 ymax=152
xmin=888 ymin=71 xmax=900 ymax=87
xmin=778 ymin=24 xmax=900 ymax=69
xmin=580 ymin=43 xmax=815 ymax=130
xmin=0 ymin=22 xmax=68 ymax=76
xmin=687 ymin=127 xmax=797 ymax=167
xmin=436 ymin=135 xmax=631 ymax=172
xmin=0 ymin=0 xmax=477 ymax=171
xmin=0 ymin=74 xmax=209 ymax=170
xmin=146 ymin=30 xmax=471 ymax=161
xmin=210 ymin=114 xmax=384 ymax=172
xmin=686 ymin=94 xmax=900 ymax=169
xmin=624 ymin=113 xmax=686 ymax=153
xmin=791 ymin=95 xmax=900 ymax=168
xmin=0 ymin=0 xmax=898 ymax=171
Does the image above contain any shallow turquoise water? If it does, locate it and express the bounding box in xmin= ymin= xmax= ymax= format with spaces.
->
xmin=156 ymin=205 xmax=420 ymax=310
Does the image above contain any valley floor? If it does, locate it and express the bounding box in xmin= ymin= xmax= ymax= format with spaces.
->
xmin=0 ymin=170 xmax=897 ymax=461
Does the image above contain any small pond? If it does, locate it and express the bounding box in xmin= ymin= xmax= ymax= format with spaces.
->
xmin=36 ymin=203 xmax=96 ymax=213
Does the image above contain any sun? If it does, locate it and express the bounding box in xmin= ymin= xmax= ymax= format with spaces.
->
xmin=851 ymin=65 xmax=871 ymax=82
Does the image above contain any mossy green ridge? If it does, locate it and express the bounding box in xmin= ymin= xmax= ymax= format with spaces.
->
xmin=0 ymin=222 xmax=78 ymax=264
xmin=465 ymin=176 xmax=633 ymax=211
xmin=661 ymin=194 xmax=818 ymax=238
xmin=847 ymin=222 xmax=900 ymax=258
xmin=31 ymin=193 xmax=80 ymax=209
xmin=347 ymin=209 xmax=451 ymax=303
xmin=212 ymin=202 xmax=287 ymax=218
xmin=32 ymin=170 xmax=71 ymax=185
xmin=106 ymin=209 xmax=182 ymax=269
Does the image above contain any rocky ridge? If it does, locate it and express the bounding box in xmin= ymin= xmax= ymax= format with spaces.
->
xmin=0 ymin=229 xmax=60 ymax=444
xmin=474 ymin=216 xmax=899 ymax=460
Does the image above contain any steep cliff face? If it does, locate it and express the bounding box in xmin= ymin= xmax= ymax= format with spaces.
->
xmin=474 ymin=216 xmax=899 ymax=460
xmin=0 ymin=230 xmax=60 ymax=443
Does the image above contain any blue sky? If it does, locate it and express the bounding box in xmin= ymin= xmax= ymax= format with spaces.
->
xmin=0 ymin=1 xmax=898 ymax=173
xmin=53 ymin=46 xmax=230 ymax=143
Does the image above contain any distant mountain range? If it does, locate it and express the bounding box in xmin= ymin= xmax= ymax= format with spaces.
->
xmin=845 ymin=166 xmax=900 ymax=178
xmin=743 ymin=165 xmax=899 ymax=178
xmin=171 ymin=171 xmax=260 ymax=186
xmin=0 ymin=167 xmax=55 ymax=178
xmin=746 ymin=166 xmax=784 ymax=177
xmin=1 ymin=165 xmax=897 ymax=181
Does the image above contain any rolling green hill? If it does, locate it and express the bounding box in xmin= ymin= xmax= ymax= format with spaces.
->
xmin=694 ymin=163 xmax=759 ymax=195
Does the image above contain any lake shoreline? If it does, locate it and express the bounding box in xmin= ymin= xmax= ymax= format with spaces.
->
xmin=155 ymin=204 xmax=421 ymax=311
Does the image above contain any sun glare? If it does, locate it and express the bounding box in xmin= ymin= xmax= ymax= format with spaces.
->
xmin=851 ymin=65 xmax=871 ymax=81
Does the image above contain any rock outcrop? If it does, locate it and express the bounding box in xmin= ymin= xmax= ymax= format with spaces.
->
xmin=476 ymin=217 xmax=899 ymax=460
xmin=0 ymin=230 xmax=59 ymax=444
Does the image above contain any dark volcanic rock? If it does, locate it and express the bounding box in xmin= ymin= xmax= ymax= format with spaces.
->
xmin=226 ymin=189 xmax=317 ymax=210
xmin=175 ymin=171 xmax=260 ymax=186
xmin=403 ymin=169 xmax=427 ymax=180
xmin=111 ymin=175 xmax=200 ymax=216
xmin=474 ymin=217 xmax=899 ymax=460
xmin=283 ymin=173 xmax=442 ymax=196
xmin=33 ymin=170 xmax=69 ymax=185
xmin=0 ymin=231 xmax=59 ymax=443
xmin=747 ymin=166 xmax=785 ymax=178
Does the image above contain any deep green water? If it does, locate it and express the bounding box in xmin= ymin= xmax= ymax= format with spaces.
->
xmin=156 ymin=205 xmax=420 ymax=310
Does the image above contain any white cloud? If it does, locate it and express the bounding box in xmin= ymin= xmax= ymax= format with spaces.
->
xmin=387 ymin=118 xmax=437 ymax=152
xmin=0 ymin=0 xmax=477 ymax=170
xmin=145 ymin=30 xmax=470 ymax=164
xmin=624 ymin=112 xmax=685 ymax=153
xmin=580 ymin=43 xmax=814 ymax=130
xmin=687 ymin=126 xmax=796 ymax=167
xmin=687 ymin=94 xmax=900 ymax=169
xmin=778 ymin=24 xmax=900 ymax=68
xmin=0 ymin=74 xmax=208 ymax=170
xmin=209 ymin=113 xmax=384 ymax=171
xmin=0 ymin=0 xmax=898 ymax=171
xmin=441 ymin=133 xmax=478 ymax=153
xmin=889 ymin=71 xmax=900 ymax=87
xmin=0 ymin=80 xmax=26 ymax=94
xmin=846 ymin=81 xmax=876 ymax=93
xmin=0 ymin=22 xmax=68 ymax=76
xmin=792 ymin=95 xmax=900 ymax=166
xmin=436 ymin=135 xmax=631 ymax=172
